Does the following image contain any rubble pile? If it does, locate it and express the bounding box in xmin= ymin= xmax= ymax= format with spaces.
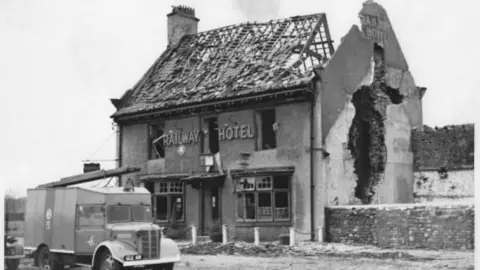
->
xmin=180 ymin=241 xmax=433 ymax=261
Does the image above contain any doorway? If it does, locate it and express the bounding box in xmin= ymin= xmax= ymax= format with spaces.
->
xmin=200 ymin=184 xmax=221 ymax=235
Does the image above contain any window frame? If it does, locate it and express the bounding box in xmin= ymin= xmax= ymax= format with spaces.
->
xmin=148 ymin=122 xmax=166 ymax=159
xmin=255 ymin=108 xmax=277 ymax=151
xmin=75 ymin=204 xmax=106 ymax=227
xmin=151 ymin=181 xmax=186 ymax=223
xmin=235 ymin=175 xmax=291 ymax=223
xmin=201 ymin=116 xmax=220 ymax=155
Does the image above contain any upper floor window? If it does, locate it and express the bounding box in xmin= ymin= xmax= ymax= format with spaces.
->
xmin=151 ymin=181 xmax=185 ymax=223
xmin=236 ymin=175 xmax=290 ymax=222
xmin=203 ymin=117 xmax=219 ymax=154
xmin=257 ymin=109 xmax=277 ymax=150
xmin=149 ymin=123 xmax=165 ymax=159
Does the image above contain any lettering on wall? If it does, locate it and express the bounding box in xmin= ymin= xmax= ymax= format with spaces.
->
xmin=163 ymin=130 xmax=201 ymax=147
xmin=218 ymin=124 xmax=254 ymax=141
xmin=359 ymin=13 xmax=390 ymax=46
xmin=163 ymin=124 xmax=255 ymax=147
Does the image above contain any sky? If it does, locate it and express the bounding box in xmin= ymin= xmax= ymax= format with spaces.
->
xmin=1 ymin=0 xmax=478 ymax=197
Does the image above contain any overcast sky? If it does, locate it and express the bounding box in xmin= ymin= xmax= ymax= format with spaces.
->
xmin=1 ymin=0 xmax=478 ymax=197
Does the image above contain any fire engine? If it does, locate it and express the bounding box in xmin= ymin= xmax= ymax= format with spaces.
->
xmin=24 ymin=167 xmax=180 ymax=270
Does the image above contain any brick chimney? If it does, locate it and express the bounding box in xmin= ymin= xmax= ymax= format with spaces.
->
xmin=167 ymin=5 xmax=199 ymax=46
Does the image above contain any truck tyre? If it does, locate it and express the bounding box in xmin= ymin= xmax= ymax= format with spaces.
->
xmin=5 ymin=259 xmax=20 ymax=270
xmin=36 ymin=246 xmax=52 ymax=270
xmin=98 ymin=250 xmax=122 ymax=270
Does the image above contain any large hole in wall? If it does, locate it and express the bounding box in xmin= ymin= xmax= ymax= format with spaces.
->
xmin=347 ymin=44 xmax=404 ymax=204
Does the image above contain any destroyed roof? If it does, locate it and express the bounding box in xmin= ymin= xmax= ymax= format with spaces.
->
xmin=412 ymin=124 xmax=475 ymax=171
xmin=112 ymin=13 xmax=335 ymax=118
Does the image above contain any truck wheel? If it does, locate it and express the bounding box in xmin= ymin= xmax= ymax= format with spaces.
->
xmin=37 ymin=246 xmax=52 ymax=270
xmin=98 ymin=250 xmax=122 ymax=270
xmin=5 ymin=259 xmax=20 ymax=270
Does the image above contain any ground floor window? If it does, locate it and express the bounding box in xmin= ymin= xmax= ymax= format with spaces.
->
xmin=150 ymin=181 xmax=185 ymax=222
xmin=236 ymin=175 xmax=290 ymax=222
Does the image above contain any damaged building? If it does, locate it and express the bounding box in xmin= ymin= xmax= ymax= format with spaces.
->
xmin=110 ymin=1 xmax=426 ymax=241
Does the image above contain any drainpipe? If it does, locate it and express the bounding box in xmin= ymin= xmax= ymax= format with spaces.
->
xmin=309 ymin=80 xmax=317 ymax=242
xmin=116 ymin=123 xmax=123 ymax=187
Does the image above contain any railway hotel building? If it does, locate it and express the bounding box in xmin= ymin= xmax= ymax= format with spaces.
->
xmin=110 ymin=1 xmax=426 ymax=241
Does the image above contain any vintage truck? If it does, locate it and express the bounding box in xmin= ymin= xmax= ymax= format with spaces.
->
xmin=24 ymin=168 xmax=181 ymax=270
xmin=4 ymin=209 xmax=25 ymax=270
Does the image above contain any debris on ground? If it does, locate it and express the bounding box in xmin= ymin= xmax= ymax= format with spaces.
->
xmin=179 ymin=241 xmax=437 ymax=261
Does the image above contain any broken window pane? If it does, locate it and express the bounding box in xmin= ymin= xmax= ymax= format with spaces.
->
xmin=275 ymin=191 xmax=289 ymax=220
xmin=149 ymin=123 xmax=165 ymax=159
xmin=260 ymin=109 xmax=276 ymax=150
xmin=273 ymin=175 xmax=290 ymax=189
xmin=256 ymin=176 xmax=273 ymax=190
xmin=245 ymin=193 xmax=256 ymax=220
xmin=257 ymin=192 xmax=272 ymax=220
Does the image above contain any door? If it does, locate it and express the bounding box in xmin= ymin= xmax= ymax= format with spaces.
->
xmin=200 ymin=185 xmax=221 ymax=235
xmin=74 ymin=205 xmax=106 ymax=254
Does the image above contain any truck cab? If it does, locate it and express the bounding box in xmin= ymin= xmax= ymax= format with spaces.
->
xmin=25 ymin=179 xmax=180 ymax=270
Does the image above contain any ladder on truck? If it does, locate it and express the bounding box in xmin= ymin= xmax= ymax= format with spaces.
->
xmin=36 ymin=166 xmax=141 ymax=188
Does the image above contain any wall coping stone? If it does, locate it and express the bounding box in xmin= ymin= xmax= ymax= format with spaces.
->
xmin=326 ymin=203 xmax=474 ymax=210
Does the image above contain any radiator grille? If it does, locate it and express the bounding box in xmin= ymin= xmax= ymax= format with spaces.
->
xmin=138 ymin=230 xmax=159 ymax=258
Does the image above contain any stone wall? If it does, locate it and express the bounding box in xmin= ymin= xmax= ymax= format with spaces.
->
xmin=326 ymin=203 xmax=474 ymax=250
xmin=411 ymin=124 xmax=474 ymax=171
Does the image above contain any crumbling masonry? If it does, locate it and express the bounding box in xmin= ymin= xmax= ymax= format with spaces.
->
xmin=347 ymin=44 xmax=404 ymax=204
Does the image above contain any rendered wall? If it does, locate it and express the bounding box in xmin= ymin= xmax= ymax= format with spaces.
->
xmin=120 ymin=101 xmax=313 ymax=241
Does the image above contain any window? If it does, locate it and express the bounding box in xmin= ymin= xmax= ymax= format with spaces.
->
xmin=203 ymin=117 xmax=219 ymax=154
xmin=77 ymin=205 xmax=105 ymax=226
xmin=104 ymin=205 xmax=152 ymax=223
xmin=132 ymin=205 xmax=152 ymax=222
xmin=236 ymin=175 xmax=290 ymax=222
xmin=258 ymin=109 xmax=277 ymax=150
xmin=107 ymin=206 xmax=131 ymax=223
xmin=152 ymin=182 xmax=185 ymax=222
xmin=149 ymin=123 xmax=165 ymax=159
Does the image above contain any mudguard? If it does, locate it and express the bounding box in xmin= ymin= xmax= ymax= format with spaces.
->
xmin=92 ymin=237 xmax=181 ymax=267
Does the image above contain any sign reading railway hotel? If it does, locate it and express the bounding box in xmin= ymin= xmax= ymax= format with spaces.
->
xmin=163 ymin=124 xmax=255 ymax=147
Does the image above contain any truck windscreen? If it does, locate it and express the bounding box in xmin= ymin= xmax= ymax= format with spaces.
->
xmin=107 ymin=205 xmax=152 ymax=223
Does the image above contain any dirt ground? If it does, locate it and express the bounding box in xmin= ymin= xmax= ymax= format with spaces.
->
xmin=175 ymin=254 xmax=474 ymax=270
xmin=18 ymin=252 xmax=474 ymax=270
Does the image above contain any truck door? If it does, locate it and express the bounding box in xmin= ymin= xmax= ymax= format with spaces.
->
xmin=75 ymin=205 xmax=106 ymax=254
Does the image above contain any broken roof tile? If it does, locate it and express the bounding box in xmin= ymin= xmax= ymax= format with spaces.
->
xmin=112 ymin=13 xmax=335 ymax=118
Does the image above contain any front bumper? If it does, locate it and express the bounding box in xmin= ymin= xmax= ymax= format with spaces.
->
xmin=121 ymin=254 xmax=181 ymax=267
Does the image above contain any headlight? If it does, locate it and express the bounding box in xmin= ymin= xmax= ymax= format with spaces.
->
xmin=124 ymin=254 xmax=143 ymax=261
